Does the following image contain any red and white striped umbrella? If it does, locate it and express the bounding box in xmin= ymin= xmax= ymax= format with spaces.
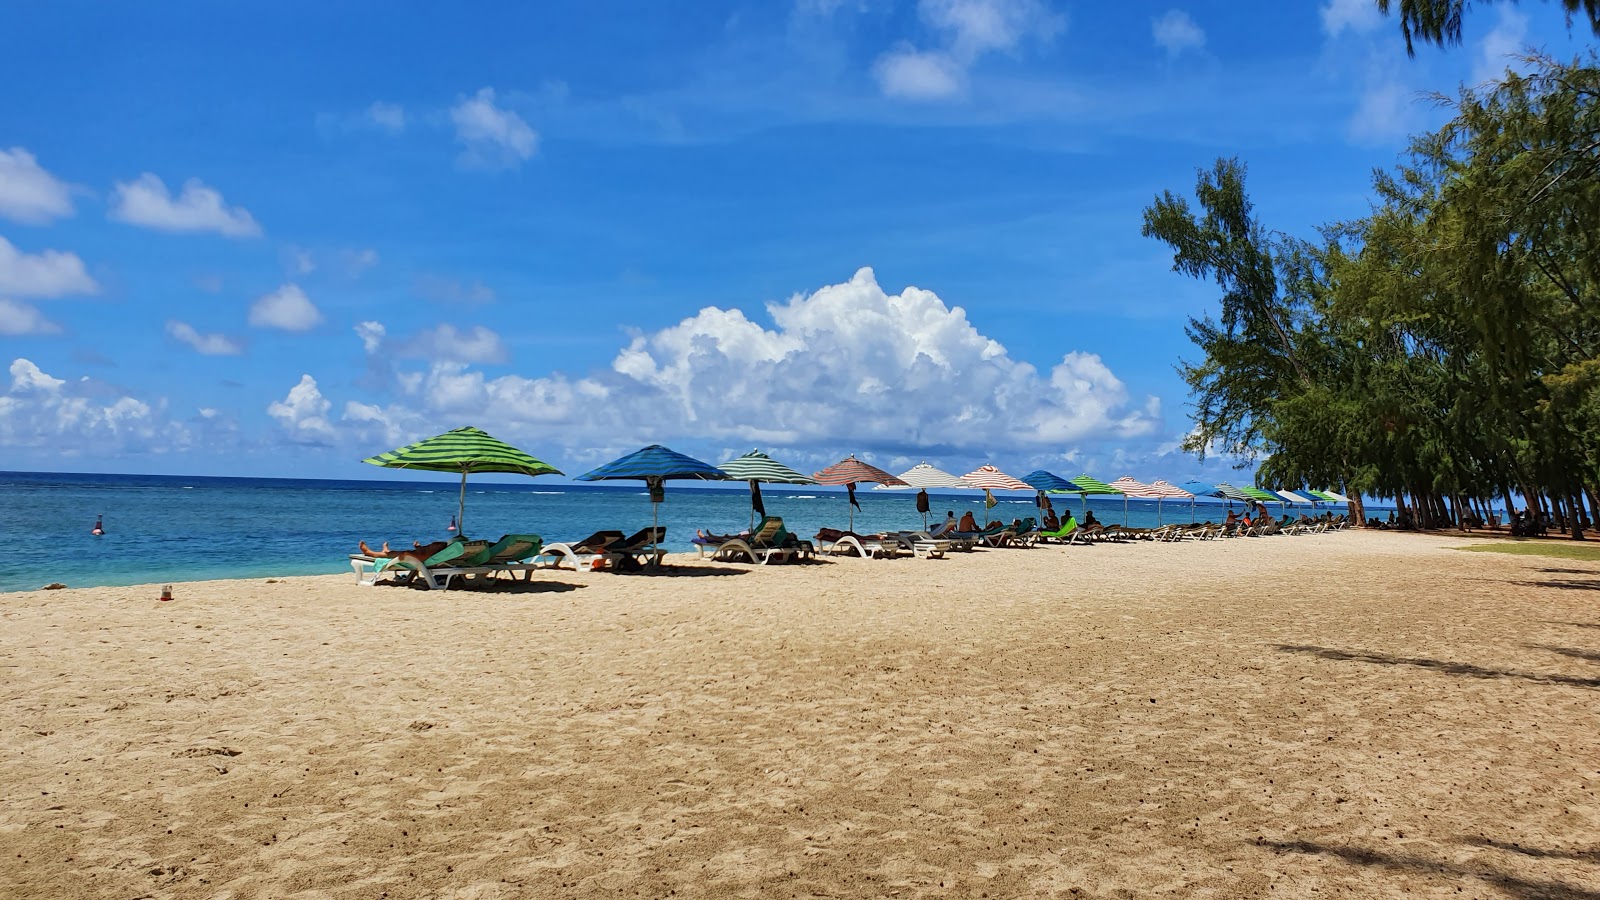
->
xmin=1108 ymin=476 xmax=1164 ymax=526
xmin=962 ymin=465 xmax=1033 ymax=524
xmin=1148 ymin=479 xmax=1196 ymax=525
xmin=961 ymin=465 xmax=1033 ymax=491
xmin=813 ymin=455 xmax=907 ymax=531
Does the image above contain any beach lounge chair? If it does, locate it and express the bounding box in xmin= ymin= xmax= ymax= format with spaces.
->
xmin=351 ymin=537 xmax=475 ymax=586
xmin=892 ymin=530 xmax=953 ymax=558
xmin=1035 ymin=517 xmax=1082 ymax=544
xmin=601 ymin=527 xmax=668 ymax=569
xmin=712 ymin=517 xmax=796 ymax=565
xmin=814 ymin=528 xmax=902 ymax=559
xmin=537 ymin=530 xmax=625 ymax=571
xmin=357 ymin=536 xmax=544 ymax=591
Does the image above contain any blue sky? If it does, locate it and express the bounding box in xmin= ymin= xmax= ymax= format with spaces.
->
xmin=1 ymin=1 xmax=1590 ymax=484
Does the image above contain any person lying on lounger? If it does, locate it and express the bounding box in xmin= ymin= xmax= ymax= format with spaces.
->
xmin=358 ymin=538 xmax=454 ymax=564
xmin=695 ymin=528 xmax=750 ymax=543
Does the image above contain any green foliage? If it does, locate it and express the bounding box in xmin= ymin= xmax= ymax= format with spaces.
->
xmin=1376 ymin=0 xmax=1600 ymax=56
xmin=1144 ymin=53 xmax=1600 ymax=532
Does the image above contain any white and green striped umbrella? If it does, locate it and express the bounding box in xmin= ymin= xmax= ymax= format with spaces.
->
xmin=718 ymin=449 xmax=816 ymax=529
xmin=362 ymin=425 xmax=561 ymax=535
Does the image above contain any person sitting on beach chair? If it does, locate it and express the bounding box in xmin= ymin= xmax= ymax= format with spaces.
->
xmin=957 ymin=510 xmax=978 ymax=533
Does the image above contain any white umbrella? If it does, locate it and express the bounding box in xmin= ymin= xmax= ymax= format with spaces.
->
xmin=880 ymin=462 xmax=970 ymax=528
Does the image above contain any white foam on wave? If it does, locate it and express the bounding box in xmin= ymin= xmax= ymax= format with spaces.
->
xmin=790 ymin=494 xmax=818 ymax=499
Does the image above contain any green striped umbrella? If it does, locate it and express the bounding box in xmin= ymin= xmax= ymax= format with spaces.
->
xmin=1239 ymin=485 xmax=1281 ymax=503
xmin=718 ymin=449 xmax=816 ymax=530
xmin=1069 ymin=473 xmax=1123 ymax=519
xmin=362 ymin=426 xmax=562 ymax=535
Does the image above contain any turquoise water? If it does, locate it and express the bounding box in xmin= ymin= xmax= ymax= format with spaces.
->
xmin=0 ymin=471 xmax=1308 ymax=591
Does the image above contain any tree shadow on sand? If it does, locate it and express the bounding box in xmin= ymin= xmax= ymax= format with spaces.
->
xmin=1459 ymin=836 xmax=1600 ymax=864
xmin=1538 ymin=568 xmax=1600 ymax=576
xmin=1275 ymin=645 xmax=1600 ymax=688
xmin=1257 ymin=839 xmax=1600 ymax=900
xmin=1529 ymin=644 xmax=1600 ymax=665
xmin=1511 ymin=579 xmax=1600 ymax=592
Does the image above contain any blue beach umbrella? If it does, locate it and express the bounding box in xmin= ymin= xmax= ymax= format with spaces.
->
xmin=1021 ymin=469 xmax=1081 ymax=521
xmin=577 ymin=445 xmax=730 ymax=562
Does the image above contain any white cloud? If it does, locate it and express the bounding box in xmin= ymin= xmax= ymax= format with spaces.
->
xmin=286 ymin=245 xmax=316 ymax=276
xmin=414 ymin=274 xmax=495 ymax=305
xmin=0 ymin=148 xmax=74 ymax=225
xmin=0 ymin=299 xmax=62 ymax=336
xmin=355 ymin=320 xmax=386 ymax=353
xmin=334 ymin=267 xmax=1158 ymax=456
xmin=367 ymin=101 xmax=406 ymax=133
xmin=0 ymin=236 xmax=98 ymax=298
xmin=1474 ymin=6 xmax=1529 ymax=84
xmin=874 ymin=49 xmax=966 ymax=100
xmin=341 ymin=248 xmax=379 ymax=276
xmin=1348 ymin=79 xmax=1415 ymax=143
xmin=450 ymin=88 xmax=539 ymax=169
xmin=1320 ymin=0 xmax=1383 ymax=36
xmin=108 ymin=173 xmax=262 ymax=237
xmin=873 ymin=0 xmax=1064 ymax=101
xmin=268 ymin=374 xmax=336 ymax=444
xmin=248 ymin=283 xmax=322 ymax=332
xmin=166 ymin=320 xmax=244 ymax=356
xmin=393 ymin=324 xmax=508 ymax=364
xmin=0 ymin=358 xmax=177 ymax=453
xmin=1152 ymin=9 xmax=1205 ymax=56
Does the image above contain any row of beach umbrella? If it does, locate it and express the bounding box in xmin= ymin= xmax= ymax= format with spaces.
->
xmin=359 ymin=427 xmax=1354 ymax=563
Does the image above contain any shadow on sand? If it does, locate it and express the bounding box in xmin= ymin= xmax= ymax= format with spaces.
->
xmin=1276 ymin=644 xmax=1600 ymax=689
xmin=1529 ymin=644 xmax=1600 ymax=665
xmin=1258 ymin=839 xmax=1600 ymax=900
xmin=1511 ymin=579 xmax=1600 ymax=592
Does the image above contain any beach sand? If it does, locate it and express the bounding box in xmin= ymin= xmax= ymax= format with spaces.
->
xmin=2 ymin=530 xmax=1598 ymax=898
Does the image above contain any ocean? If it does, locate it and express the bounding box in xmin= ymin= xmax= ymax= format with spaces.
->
xmin=0 ymin=471 xmax=1337 ymax=592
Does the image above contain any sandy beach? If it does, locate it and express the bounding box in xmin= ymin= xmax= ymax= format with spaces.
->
xmin=3 ymin=530 xmax=1598 ymax=898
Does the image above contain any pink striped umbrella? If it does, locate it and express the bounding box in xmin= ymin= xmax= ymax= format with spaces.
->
xmin=813 ymin=455 xmax=908 ymax=531
xmin=1148 ymin=479 xmax=1196 ymax=525
xmin=962 ymin=465 xmax=1033 ymax=524
xmin=1109 ymin=476 xmax=1163 ymax=526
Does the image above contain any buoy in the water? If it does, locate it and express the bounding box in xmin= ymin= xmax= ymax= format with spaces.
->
xmin=91 ymin=515 xmax=104 ymax=536
xmin=447 ymin=515 xmax=457 ymax=533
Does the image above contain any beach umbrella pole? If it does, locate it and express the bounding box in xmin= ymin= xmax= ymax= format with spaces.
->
xmin=457 ymin=469 xmax=468 ymax=536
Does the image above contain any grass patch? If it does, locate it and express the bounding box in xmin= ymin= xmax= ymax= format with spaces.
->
xmin=1457 ymin=541 xmax=1600 ymax=562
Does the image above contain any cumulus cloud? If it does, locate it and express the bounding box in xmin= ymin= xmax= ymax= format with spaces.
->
xmin=367 ymin=101 xmax=406 ymax=133
xmin=0 ymin=299 xmax=62 ymax=335
xmin=450 ymin=88 xmax=538 ymax=169
xmin=0 ymin=148 xmax=74 ymax=225
xmin=1320 ymin=0 xmax=1383 ymax=36
xmin=0 ymin=236 xmax=98 ymax=298
xmin=873 ymin=0 xmax=1064 ymax=100
xmin=166 ymin=321 xmax=244 ymax=356
xmin=248 ymin=283 xmax=322 ymax=331
xmin=268 ymin=374 xmax=336 ymax=444
xmin=1152 ymin=9 xmax=1205 ymax=56
xmin=109 ymin=173 xmax=262 ymax=237
xmin=333 ymin=268 xmax=1158 ymax=458
xmin=0 ymin=358 xmax=179 ymax=453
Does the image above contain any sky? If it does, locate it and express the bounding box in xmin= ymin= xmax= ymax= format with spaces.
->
xmin=0 ymin=0 xmax=1591 ymax=485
